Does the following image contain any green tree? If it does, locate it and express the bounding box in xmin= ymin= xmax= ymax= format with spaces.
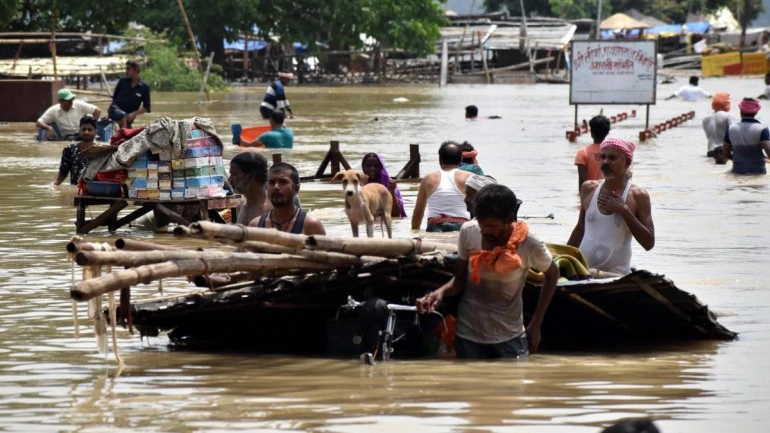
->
xmin=549 ymin=0 xmax=609 ymax=19
xmin=7 ymin=0 xmax=140 ymax=32
xmin=0 ymin=0 xmax=19 ymax=28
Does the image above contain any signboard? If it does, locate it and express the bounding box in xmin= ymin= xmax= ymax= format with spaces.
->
xmin=570 ymin=41 xmax=657 ymax=105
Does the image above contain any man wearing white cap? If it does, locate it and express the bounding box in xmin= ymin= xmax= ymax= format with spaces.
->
xmin=36 ymin=88 xmax=101 ymax=141
xmin=464 ymin=174 xmax=497 ymax=215
xmin=260 ymin=72 xmax=294 ymax=120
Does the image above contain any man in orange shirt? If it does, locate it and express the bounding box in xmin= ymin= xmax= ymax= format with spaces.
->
xmin=574 ymin=115 xmax=610 ymax=192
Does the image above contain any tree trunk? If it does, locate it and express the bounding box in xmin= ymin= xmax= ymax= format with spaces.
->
xmin=204 ymin=29 xmax=225 ymax=67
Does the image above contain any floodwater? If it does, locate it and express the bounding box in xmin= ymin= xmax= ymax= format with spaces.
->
xmin=0 ymin=78 xmax=769 ymax=432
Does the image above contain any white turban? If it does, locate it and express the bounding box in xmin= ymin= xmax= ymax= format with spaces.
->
xmin=466 ymin=174 xmax=497 ymax=192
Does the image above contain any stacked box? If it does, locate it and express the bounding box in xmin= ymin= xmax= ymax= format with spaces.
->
xmin=126 ymin=130 xmax=226 ymax=201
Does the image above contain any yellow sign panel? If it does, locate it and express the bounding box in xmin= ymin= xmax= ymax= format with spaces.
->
xmin=701 ymin=52 xmax=740 ymax=77
xmin=742 ymin=52 xmax=768 ymax=75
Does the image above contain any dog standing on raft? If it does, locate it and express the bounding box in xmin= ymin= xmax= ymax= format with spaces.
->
xmin=331 ymin=169 xmax=393 ymax=238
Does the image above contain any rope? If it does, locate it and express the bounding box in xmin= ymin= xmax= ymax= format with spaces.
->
xmin=238 ymin=224 xmax=248 ymax=243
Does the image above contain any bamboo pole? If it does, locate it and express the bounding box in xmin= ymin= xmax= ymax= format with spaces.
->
xmin=306 ymin=236 xmax=457 ymax=257
xmin=176 ymin=221 xmax=307 ymax=249
xmin=70 ymin=256 xmax=338 ymax=302
xmin=75 ymin=250 xmax=241 ymax=267
xmin=0 ymin=32 xmax=165 ymax=43
xmin=176 ymin=0 xmax=208 ymax=102
xmin=50 ymin=15 xmax=58 ymax=80
xmin=114 ymin=238 xmax=181 ymax=251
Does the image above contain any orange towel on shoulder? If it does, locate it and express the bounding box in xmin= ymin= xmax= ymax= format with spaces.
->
xmin=468 ymin=221 xmax=528 ymax=284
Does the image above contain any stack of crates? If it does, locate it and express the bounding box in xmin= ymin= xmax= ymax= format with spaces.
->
xmin=127 ymin=129 xmax=227 ymax=200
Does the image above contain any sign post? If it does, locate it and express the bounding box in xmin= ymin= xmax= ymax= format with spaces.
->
xmin=567 ymin=40 xmax=657 ymax=142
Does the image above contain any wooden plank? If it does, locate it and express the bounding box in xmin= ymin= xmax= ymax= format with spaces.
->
xmin=154 ymin=203 xmax=191 ymax=226
xmin=109 ymin=205 xmax=154 ymax=231
xmin=463 ymin=56 xmax=555 ymax=76
xmin=77 ymin=200 xmax=128 ymax=234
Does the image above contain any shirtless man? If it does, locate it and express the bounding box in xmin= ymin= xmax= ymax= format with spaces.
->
xmin=249 ymin=162 xmax=325 ymax=235
xmin=229 ymin=152 xmax=270 ymax=225
xmin=412 ymin=142 xmax=472 ymax=232
xmin=567 ymin=137 xmax=655 ymax=275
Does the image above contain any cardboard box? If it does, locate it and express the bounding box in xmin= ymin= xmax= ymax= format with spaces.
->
xmin=127 ymin=188 xmax=138 ymax=198
xmin=146 ymin=189 xmax=160 ymax=199
xmin=214 ymin=165 xmax=226 ymax=176
xmin=147 ymin=161 xmax=159 ymax=170
xmin=189 ymin=129 xmax=207 ymax=139
xmin=148 ymin=179 xmax=159 ymax=189
xmin=210 ymin=156 xmax=223 ymax=166
xmin=159 ymin=172 xmax=171 ymax=181
xmin=171 ymin=159 xmax=186 ymax=170
xmin=185 ymin=176 xmax=211 ymax=188
xmin=158 ymin=162 xmax=171 ymax=173
xmin=132 ymin=159 xmax=148 ymax=169
xmin=159 ymin=190 xmax=172 ymax=201
xmin=184 ymin=188 xmax=198 ymax=198
xmin=132 ymin=169 xmax=148 ymax=178
xmin=196 ymin=187 xmax=209 ymax=198
xmin=210 ymin=175 xmax=226 ymax=185
xmin=172 ymin=169 xmax=186 ymax=179
xmin=158 ymin=150 xmax=172 ymax=161
xmin=158 ymin=179 xmax=172 ymax=189
xmin=173 ymin=179 xmax=186 ymax=189
xmin=185 ymin=167 xmax=206 ymax=177
xmin=184 ymin=147 xmax=210 ymax=158
xmin=208 ymin=145 xmax=223 ymax=156
xmin=171 ymin=188 xmax=185 ymax=199
xmin=136 ymin=189 xmax=148 ymax=199
xmin=128 ymin=170 xmax=138 ymax=179
xmin=147 ymin=170 xmax=159 ymax=180
xmin=185 ymin=157 xmax=210 ymax=168
xmin=131 ymin=178 xmax=148 ymax=189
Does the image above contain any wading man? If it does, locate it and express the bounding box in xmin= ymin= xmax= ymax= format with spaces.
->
xmin=567 ymin=138 xmax=655 ymax=275
xmin=109 ymin=60 xmax=151 ymax=128
xmin=574 ymin=115 xmax=610 ymax=191
xmin=260 ymin=72 xmax=294 ymax=120
xmin=250 ymin=163 xmax=324 ymax=235
xmin=229 ymin=152 xmax=270 ymax=225
xmin=36 ymin=89 xmax=101 ymax=141
xmin=412 ymin=142 xmax=472 ymax=232
xmin=52 ymin=115 xmax=98 ymax=186
xmin=417 ymin=184 xmax=558 ymax=359
xmin=723 ymin=98 xmax=770 ymax=175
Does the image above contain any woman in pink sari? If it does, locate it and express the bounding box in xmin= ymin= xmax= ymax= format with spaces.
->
xmin=361 ymin=153 xmax=407 ymax=218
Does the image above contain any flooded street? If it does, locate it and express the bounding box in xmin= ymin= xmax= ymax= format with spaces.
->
xmin=0 ymin=79 xmax=768 ymax=432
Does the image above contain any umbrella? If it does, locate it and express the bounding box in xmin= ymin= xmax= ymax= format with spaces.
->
xmin=600 ymin=13 xmax=651 ymax=30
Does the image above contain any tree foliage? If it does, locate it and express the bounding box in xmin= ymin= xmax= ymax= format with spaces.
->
xmin=486 ymin=0 xmax=761 ymax=25
xmin=6 ymin=0 xmax=140 ymax=32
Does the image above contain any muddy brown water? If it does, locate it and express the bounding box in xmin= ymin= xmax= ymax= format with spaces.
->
xmin=0 ymin=80 xmax=768 ymax=432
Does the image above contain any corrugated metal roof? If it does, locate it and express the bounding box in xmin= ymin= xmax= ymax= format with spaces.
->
xmin=439 ymin=21 xmax=576 ymax=50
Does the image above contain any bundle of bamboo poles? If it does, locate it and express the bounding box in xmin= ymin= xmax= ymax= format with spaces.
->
xmin=68 ymin=222 xmax=458 ymax=303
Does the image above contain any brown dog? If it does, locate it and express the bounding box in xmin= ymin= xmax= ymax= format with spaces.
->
xmin=331 ymin=169 xmax=393 ymax=238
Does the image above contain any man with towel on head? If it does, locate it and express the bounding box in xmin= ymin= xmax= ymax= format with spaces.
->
xmin=464 ymin=174 xmax=497 ymax=215
xmin=260 ymin=72 xmax=294 ymax=120
xmin=702 ymin=92 xmax=736 ymax=164
xmin=723 ymin=98 xmax=770 ymax=175
xmin=567 ymin=137 xmax=655 ymax=275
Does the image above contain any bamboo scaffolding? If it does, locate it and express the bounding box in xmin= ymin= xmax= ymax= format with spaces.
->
xmin=114 ymin=238 xmax=181 ymax=251
xmin=306 ymin=235 xmax=457 ymax=257
xmin=176 ymin=221 xmax=307 ymax=249
xmin=70 ymin=255 xmax=342 ymax=302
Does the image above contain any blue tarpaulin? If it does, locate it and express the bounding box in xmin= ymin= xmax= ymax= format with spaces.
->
xmin=646 ymin=21 xmax=710 ymax=35
xmin=223 ymin=39 xmax=308 ymax=53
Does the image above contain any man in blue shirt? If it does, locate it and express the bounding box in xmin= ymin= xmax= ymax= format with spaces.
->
xmin=109 ymin=60 xmax=151 ymax=128
xmin=242 ymin=110 xmax=294 ymax=148
xmin=260 ymin=72 xmax=294 ymax=119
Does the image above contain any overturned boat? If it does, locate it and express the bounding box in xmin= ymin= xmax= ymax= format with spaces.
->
xmin=66 ymin=222 xmax=736 ymax=362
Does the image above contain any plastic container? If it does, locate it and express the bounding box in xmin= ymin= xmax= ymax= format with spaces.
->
xmin=86 ymin=180 xmax=122 ymax=197
xmin=239 ymin=125 xmax=271 ymax=146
